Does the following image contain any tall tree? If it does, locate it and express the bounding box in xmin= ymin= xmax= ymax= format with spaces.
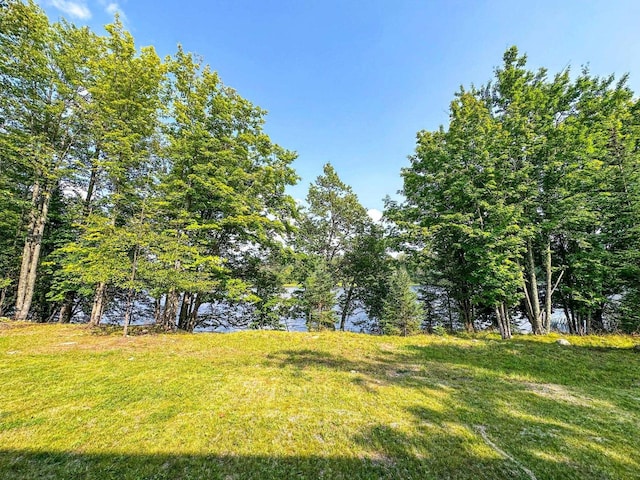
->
xmin=390 ymin=88 xmax=526 ymax=336
xmin=391 ymin=46 xmax=640 ymax=336
xmin=50 ymin=17 xmax=164 ymax=326
xmin=0 ymin=2 xmax=100 ymax=320
xmin=297 ymin=163 xmax=370 ymax=330
xmin=155 ymin=47 xmax=298 ymax=331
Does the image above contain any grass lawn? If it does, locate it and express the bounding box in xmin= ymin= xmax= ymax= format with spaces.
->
xmin=1 ymin=322 xmax=639 ymax=479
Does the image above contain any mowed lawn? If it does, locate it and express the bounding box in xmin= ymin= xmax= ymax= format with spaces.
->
xmin=1 ymin=322 xmax=639 ymax=480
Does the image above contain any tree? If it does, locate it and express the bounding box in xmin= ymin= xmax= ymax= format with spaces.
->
xmin=390 ymin=46 xmax=640 ymax=337
xmin=297 ymin=163 xmax=370 ymax=330
xmin=153 ymin=47 xmax=298 ymax=331
xmin=50 ymin=17 xmax=164 ymax=327
xmin=296 ymin=259 xmax=337 ymax=331
xmin=341 ymin=223 xmax=392 ymax=332
xmin=389 ymin=87 xmax=526 ymax=336
xmin=234 ymin=249 xmax=296 ymax=330
xmin=0 ymin=2 xmax=97 ymax=320
xmin=380 ymin=267 xmax=423 ymax=336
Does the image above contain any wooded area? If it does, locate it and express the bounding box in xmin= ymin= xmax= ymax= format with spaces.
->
xmin=1 ymin=1 xmax=639 ymax=337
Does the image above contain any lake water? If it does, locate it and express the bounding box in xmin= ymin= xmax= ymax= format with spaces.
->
xmin=97 ymin=287 xmax=572 ymax=334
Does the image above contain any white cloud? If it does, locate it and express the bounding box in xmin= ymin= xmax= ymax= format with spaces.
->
xmin=367 ymin=208 xmax=383 ymax=223
xmin=102 ymin=1 xmax=128 ymax=22
xmin=48 ymin=0 xmax=92 ymax=20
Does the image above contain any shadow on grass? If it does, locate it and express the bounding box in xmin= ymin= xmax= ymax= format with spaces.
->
xmin=269 ymin=337 xmax=640 ymax=388
xmin=267 ymin=339 xmax=640 ymax=479
xmin=3 ymin=333 xmax=639 ymax=479
xmin=0 ymin=448 xmax=534 ymax=480
xmin=0 ymin=446 xmax=572 ymax=480
xmin=267 ymin=348 xmax=362 ymax=372
xmin=401 ymin=337 xmax=640 ymax=389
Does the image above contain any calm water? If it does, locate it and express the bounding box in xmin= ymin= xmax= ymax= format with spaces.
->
xmin=97 ymin=287 xmax=571 ymax=334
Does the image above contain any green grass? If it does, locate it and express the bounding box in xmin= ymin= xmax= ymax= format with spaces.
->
xmin=1 ymin=323 xmax=639 ymax=479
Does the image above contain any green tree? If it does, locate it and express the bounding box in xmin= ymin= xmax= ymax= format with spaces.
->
xmin=380 ymin=267 xmax=423 ymax=336
xmin=342 ymin=223 xmax=392 ymax=332
xmin=390 ymin=88 xmax=526 ymax=336
xmin=154 ymin=47 xmax=298 ymax=331
xmin=296 ymin=259 xmax=337 ymax=331
xmin=50 ymin=17 xmax=164 ymax=326
xmin=297 ymin=163 xmax=370 ymax=330
xmin=391 ymin=46 xmax=640 ymax=337
xmin=0 ymin=1 xmax=97 ymax=320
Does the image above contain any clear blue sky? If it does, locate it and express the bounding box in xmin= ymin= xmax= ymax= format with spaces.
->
xmin=38 ymin=0 xmax=640 ymax=213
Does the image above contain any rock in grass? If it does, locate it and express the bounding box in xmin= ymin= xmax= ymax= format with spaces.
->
xmin=557 ymin=339 xmax=571 ymax=346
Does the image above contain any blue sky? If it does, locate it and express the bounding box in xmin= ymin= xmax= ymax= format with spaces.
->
xmin=38 ymin=0 xmax=640 ymax=215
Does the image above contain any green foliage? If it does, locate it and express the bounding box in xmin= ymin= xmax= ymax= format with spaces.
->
xmin=432 ymin=324 xmax=447 ymax=336
xmin=390 ymin=46 xmax=640 ymax=334
xmin=150 ymin=46 xmax=298 ymax=329
xmin=380 ymin=267 xmax=423 ymax=336
xmin=343 ymin=223 xmax=392 ymax=328
xmin=298 ymin=163 xmax=368 ymax=264
xmin=296 ymin=259 xmax=337 ymax=331
xmin=3 ymin=3 xmax=640 ymax=337
xmin=296 ymin=163 xmax=381 ymax=330
xmin=0 ymin=3 xmax=298 ymax=324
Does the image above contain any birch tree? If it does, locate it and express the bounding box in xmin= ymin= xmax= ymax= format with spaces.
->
xmin=0 ymin=1 xmax=96 ymax=320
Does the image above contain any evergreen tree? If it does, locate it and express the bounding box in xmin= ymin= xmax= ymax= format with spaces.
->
xmin=380 ymin=268 xmax=423 ymax=336
xmin=297 ymin=163 xmax=370 ymax=330
xmin=297 ymin=259 xmax=337 ymax=331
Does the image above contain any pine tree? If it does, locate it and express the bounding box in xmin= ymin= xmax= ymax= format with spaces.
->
xmin=296 ymin=163 xmax=370 ymax=330
xmin=380 ymin=268 xmax=423 ymax=336
xmin=297 ymin=260 xmax=337 ymax=331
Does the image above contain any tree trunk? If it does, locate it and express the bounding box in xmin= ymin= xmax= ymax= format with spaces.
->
xmin=561 ymin=298 xmax=574 ymax=334
xmin=58 ymin=291 xmax=75 ymax=323
xmin=14 ymin=180 xmax=41 ymax=319
xmin=89 ymin=282 xmax=107 ymax=326
xmin=495 ymin=303 xmax=512 ymax=340
xmin=154 ymin=296 xmax=162 ymax=325
xmin=592 ymin=305 xmax=604 ymax=332
xmin=0 ymin=287 xmax=6 ymax=317
xmin=502 ymin=303 xmax=512 ymax=339
xmin=339 ymin=284 xmax=354 ymax=331
xmin=458 ymin=295 xmax=475 ymax=333
xmin=572 ymin=306 xmax=584 ymax=336
xmin=122 ymin=288 xmax=134 ymax=337
xmin=178 ymin=291 xmax=193 ymax=331
xmin=14 ymin=181 xmax=52 ymax=321
xmin=525 ymin=239 xmax=542 ymax=334
xmin=161 ymin=289 xmax=180 ymax=330
xmin=187 ymin=293 xmax=202 ymax=332
xmin=544 ymin=238 xmax=552 ymax=333
xmin=495 ymin=305 xmax=504 ymax=338
xmin=122 ymin=244 xmax=140 ymax=337
xmin=83 ymin=156 xmax=100 ymax=216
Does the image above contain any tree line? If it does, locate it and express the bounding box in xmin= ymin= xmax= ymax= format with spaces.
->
xmin=1 ymin=1 xmax=639 ymax=337
xmin=388 ymin=48 xmax=640 ymax=338
xmin=0 ymin=1 xmax=420 ymax=335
